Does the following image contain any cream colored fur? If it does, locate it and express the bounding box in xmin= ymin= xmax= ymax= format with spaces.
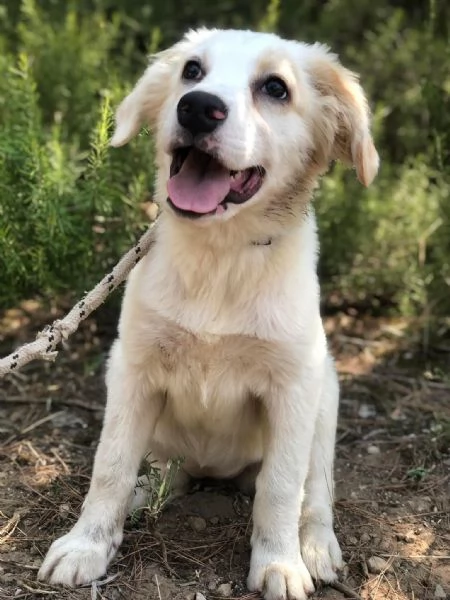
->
xmin=38 ymin=28 xmax=378 ymax=600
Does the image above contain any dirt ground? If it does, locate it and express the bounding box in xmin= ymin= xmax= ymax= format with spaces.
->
xmin=0 ymin=302 xmax=449 ymax=600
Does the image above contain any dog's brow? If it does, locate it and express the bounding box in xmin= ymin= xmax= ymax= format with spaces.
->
xmin=252 ymin=54 xmax=297 ymax=92
xmin=254 ymin=53 xmax=292 ymax=76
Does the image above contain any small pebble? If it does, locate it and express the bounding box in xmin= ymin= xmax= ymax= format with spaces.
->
xmin=195 ymin=594 xmax=207 ymax=600
xmin=188 ymin=516 xmax=207 ymax=532
xmin=217 ymin=583 xmax=232 ymax=597
xmin=347 ymin=535 xmax=358 ymax=545
xmin=358 ymin=403 xmax=376 ymax=418
xmin=434 ymin=584 xmax=446 ymax=599
xmin=367 ymin=556 xmax=390 ymax=574
xmin=367 ymin=445 xmax=380 ymax=455
xmin=379 ymin=538 xmax=392 ymax=552
xmin=360 ymin=532 xmax=371 ymax=543
xmin=59 ymin=503 xmax=70 ymax=515
xmin=397 ymin=530 xmax=415 ymax=543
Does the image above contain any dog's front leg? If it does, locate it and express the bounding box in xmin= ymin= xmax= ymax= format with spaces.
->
xmin=38 ymin=341 xmax=160 ymax=586
xmin=248 ymin=371 xmax=322 ymax=600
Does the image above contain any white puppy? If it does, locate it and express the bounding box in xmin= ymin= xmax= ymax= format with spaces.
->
xmin=39 ymin=28 xmax=378 ymax=600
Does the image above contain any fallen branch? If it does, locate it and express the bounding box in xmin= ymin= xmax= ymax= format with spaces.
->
xmin=0 ymin=225 xmax=155 ymax=378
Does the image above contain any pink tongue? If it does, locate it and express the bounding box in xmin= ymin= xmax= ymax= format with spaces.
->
xmin=167 ymin=150 xmax=231 ymax=214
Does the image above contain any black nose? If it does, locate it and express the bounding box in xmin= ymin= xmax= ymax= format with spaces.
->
xmin=177 ymin=91 xmax=228 ymax=136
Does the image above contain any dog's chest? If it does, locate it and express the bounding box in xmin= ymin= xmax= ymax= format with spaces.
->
xmin=142 ymin=321 xmax=271 ymax=474
xmin=152 ymin=322 xmax=271 ymax=413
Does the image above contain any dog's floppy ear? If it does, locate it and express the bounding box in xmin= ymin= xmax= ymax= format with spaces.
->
xmin=307 ymin=45 xmax=379 ymax=186
xmin=110 ymin=46 xmax=181 ymax=147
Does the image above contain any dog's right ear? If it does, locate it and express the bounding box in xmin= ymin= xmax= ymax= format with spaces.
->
xmin=305 ymin=44 xmax=379 ymax=186
xmin=110 ymin=46 xmax=180 ymax=147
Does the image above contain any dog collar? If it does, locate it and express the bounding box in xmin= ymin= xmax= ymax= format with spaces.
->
xmin=251 ymin=238 xmax=272 ymax=246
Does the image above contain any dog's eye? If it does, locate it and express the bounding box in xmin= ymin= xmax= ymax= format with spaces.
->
xmin=182 ymin=60 xmax=204 ymax=81
xmin=261 ymin=77 xmax=289 ymax=100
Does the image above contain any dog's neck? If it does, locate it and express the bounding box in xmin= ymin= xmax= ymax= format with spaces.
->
xmin=153 ymin=193 xmax=315 ymax=305
xmin=158 ymin=206 xmax=301 ymax=254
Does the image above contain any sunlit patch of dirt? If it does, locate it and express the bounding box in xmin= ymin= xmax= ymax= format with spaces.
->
xmin=2 ymin=441 xmax=70 ymax=487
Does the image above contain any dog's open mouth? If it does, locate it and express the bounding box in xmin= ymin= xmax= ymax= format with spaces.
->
xmin=167 ymin=147 xmax=265 ymax=218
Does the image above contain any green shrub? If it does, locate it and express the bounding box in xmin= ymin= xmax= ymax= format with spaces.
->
xmin=0 ymin=0 xmax=448 ymax=317
xmin=0 ymin=33 xmax=154 ymax=305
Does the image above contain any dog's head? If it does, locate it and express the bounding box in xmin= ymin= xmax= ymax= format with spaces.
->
xmin=111 ymin=29 xmax=379 ymax=223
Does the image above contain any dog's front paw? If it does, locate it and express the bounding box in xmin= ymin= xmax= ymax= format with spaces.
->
xmin=300 ymin=523 xmax=343 ymax=583
xmin=248 ymin=556 xmax=315 ymax=600
xmin=38 ymin=530 xmax=118 ymax=586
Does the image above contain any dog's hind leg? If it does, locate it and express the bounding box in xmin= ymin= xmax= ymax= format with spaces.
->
xmin=300 ymin=354 xmax=343 ymax=582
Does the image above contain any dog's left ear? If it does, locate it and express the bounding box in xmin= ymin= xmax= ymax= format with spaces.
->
xmin=306 ymin=45 xmax=379 ymax=186
xmin=110 ymin=46 xmax=180 ymax=147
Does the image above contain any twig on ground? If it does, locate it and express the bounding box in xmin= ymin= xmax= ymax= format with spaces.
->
xmin=0 ymin=396 xmax=104 ymax=411
xmin=0 ymin=511 xmax=21 ymax=544
xmin=20 ymin=411 xmax=65 ymax=435
xmin=0 ymin=557 xmax=39 ymax=570
xmin=154 ymin=574 xmax=162 ymax=600
xmin=17 ymin=582 xmax=58 ymax=595
xmin=380 ymin=553 xmax=450 ymax=560
xmin=83 ymin=573 xmax=120 ymax=599
xmin=81 ymin=573 xmax=120 ymax=588
xmin=152 ymin=528 xmax=178 ymax=578
xmin=330 ymin=580 xmax=364 ymax=600
xmin=50 ymin=448 xmax=70 ymax=474
xmin=0 ymin=225 xmax=155 ymax=378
